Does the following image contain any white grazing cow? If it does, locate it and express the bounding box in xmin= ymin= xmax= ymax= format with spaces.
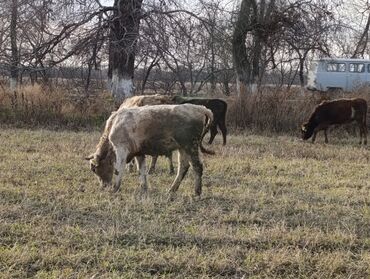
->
xmin=86 ymin=104 xmax=214 ymax=196
xmin=119 ymin=94 xmax=176 ymax=174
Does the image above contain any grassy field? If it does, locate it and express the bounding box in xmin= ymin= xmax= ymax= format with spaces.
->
xmin=1 ymin=128 xmax=370 ymax=278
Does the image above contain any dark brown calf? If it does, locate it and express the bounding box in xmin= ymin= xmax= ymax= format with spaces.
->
xmin=301 ymin=98 xmax=367 ymax=144
xmin=172 ymin=96 xmax=228 ymax=145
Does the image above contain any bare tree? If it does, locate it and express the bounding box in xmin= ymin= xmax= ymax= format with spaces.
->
xmin=281 ymin=2 xmax=335 ymax=87
xmin=232 ymin=0 xmax=285 ymax=95
xmin=1 ymin=0 xmax=366 ymax=101
xmin=10 ymin=0 xmax=19 ymax=90
xmin=108 ymin=0 xmax=143 ymax=103
xmin=352 ymin=2 xmax=370 ymax=58
xmin=231 ymin=0 xmax=345 ymax=95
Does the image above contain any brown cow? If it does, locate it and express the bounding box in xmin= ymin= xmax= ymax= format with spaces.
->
xmin=86 ymin=104 xmax=214 ymax=196
xmin=301 ymin=98 xmax=367 ymax=144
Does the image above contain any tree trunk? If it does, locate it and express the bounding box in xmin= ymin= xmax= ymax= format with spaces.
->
xmin=209 ymin=22 xmax=216 ymax=93
xmin=10 ymin=0 xmax=19 ymax=91
xmin=352 ymin=11 xmax=370 ymax=58
xmin=232 ymin=0 xmax=280 ymax=95
xmin=251 ymin=34 xmax=262 ymax=91
xmin=232 ymin=0 xmax=254 ymax=96
xmin=108 ymin=0 xmax=143 ymax=104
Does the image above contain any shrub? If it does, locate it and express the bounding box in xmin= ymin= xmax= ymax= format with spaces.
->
xmin=0 ymin=84 xmax=114 ymax=129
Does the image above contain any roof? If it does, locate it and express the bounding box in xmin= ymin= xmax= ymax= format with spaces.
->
xmin=314 ymin=58 xmax=370 ymax=63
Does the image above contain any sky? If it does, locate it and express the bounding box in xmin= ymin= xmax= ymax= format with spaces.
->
xmin=98 ymin=0 xmax=369 ymax=35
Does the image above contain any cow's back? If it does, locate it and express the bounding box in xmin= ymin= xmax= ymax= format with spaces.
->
xmin=119 ymin=94 xmax=174 ymax=109
xmin=179 ymin=98 xmax=227 ymax=117
xmin=109 ymin=104 xmax=209 ymax=158
xmin=315 ymin=98 xmax=366 ymax=124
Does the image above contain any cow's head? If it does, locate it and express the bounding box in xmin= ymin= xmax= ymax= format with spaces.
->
xmin=301 ymin=122 xmax=314 ymax=140
xmin=85 ymin=145 xmax=116 ymax=188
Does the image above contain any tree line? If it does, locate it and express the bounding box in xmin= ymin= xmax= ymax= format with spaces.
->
xmin=1 ymin=0 xmax=369 ymax=102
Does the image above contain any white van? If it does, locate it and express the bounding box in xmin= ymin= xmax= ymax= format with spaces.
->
xmin=306 ymin=58 xmax=370 ymax=92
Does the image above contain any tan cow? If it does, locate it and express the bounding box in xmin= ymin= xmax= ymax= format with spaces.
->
xmin=119 ymin=94 xmax=174 ymax=108
xmin=86 ymin=104 xmax=214 ymax=196
xmin=120 ymin=94 xmax=176 ymax=174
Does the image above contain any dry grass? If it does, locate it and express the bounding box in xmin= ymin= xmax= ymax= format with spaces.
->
xmin=2 ymin=84 xmax=370 ymax=134
xmin=0 ymin=84 xmax=114 ymax=128
xmin=226 ymin=88 xmax=370 ymax=134
xmin=1 ymin=128 xmax=370 ymax=278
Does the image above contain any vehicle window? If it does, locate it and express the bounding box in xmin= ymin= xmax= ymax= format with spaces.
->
xmin=326 ymin=63 xmax=346 ymax=72
xmin=338 ymin=63 xmax=346 ymax=72
xmin=349 ymin=63 xmax=365 ymax=73
xmin=327 ymin=63 xmax=338 ymax=72
xmin=357 ymin=64 xmax=365 ymax=72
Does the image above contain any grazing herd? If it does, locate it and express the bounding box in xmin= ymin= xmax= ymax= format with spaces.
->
xmin=86 ymin=95 xmax=368 ymax=196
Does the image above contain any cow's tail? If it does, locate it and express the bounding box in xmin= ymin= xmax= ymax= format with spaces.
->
xmin=200 ymin=107 xmax=215 ymax=155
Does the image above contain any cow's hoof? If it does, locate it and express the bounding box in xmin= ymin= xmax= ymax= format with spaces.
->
xmin=192 ymin=195 xmax=202 ymax=202
xmin=167 ymin=191 xmax=177 ymax=202
xmin=136 ymin=188 xmax=148 ymax=200
xmin=127 ymin=165 xmax=135 ymax=173
xmin=111 ymin=186 xmax=120 ymax=193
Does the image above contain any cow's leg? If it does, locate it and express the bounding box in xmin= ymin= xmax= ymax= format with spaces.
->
xmin=208 ymin=124 xmax=218 ymax=144
xmin=167 ymin=152 xmax=175 ymax=175
xmin=135 ymin=155 xmax=148 ymax=193
xmin=311 ymin=131 xmax=317 ymax=143
xmin=356 ymin=117 xmax=367 ymax=144
xmin=112 ymin=147 xmax=128 ymax=192
xmin=189 ymin=151 xmax=203 ymax=196
xmin=363 ymin=124 xmax=367 ymax=145
xmin=358 ymin=122 xmax=363 ymax=144
xmin=218 ymin=119 xmax=227 ymax=145
xmin=148 ymin=156 xmax=158 ymax=174
xmin=126 ymin=160 xmax=135 ymax=173
xmin=168 ymin=150 xmax=190 ymax=195
xmin=363 ymin=111 xmax=368 ymax=145
xmin=358 ymin=122 xmax=367 ymax=145
xmin=324 ymin=129 xmax=328 ymax=143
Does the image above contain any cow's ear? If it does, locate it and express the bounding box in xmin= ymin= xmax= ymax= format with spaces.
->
xmin=92 ymin=155 xmax=100 ymax=166
xmin=85 ymin=154 xmax=94 ymax=161
xmin=85 ymin=154 xmax=100 ymax=166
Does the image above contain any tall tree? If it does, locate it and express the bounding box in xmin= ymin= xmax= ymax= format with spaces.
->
xmin=282 ymin=2 xmax=335 ymax=87
xmin=352 ymin=4 xmax=370 ymax=58
xmin=232 ymin=0 xmax=282 ymax=95
xmin=10 ymin=0 xmax=19 ymax=90
xmin=232 ymin=0 xmax=255 ymax=96
xmin=108 ymin=0 xmax=143 ymax=103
